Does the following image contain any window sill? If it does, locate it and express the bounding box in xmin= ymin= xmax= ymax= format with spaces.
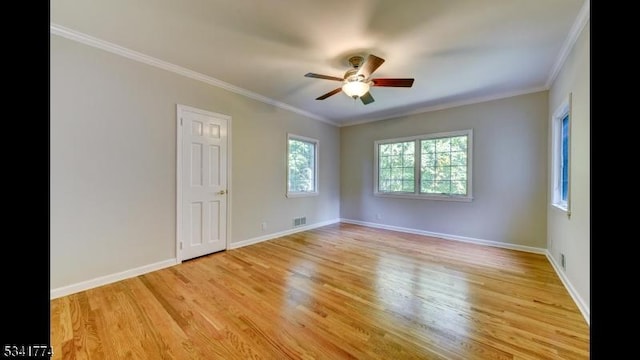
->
xmin=286 ymin=192 xmax=319 ymax=198
xmin=374 ymin=192 xmax=473 ymax=202
xmin=552 ymin=202 xmax=569 ymax=212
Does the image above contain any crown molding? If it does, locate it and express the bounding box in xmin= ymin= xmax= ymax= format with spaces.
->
xmin=50 ymin=23 xmax=337 ymax=126
xmin=545 ymin=0 xmax=590 ymax=88
xmin=52 ymin=0 xmax=588 ymax=129
xmin=340 ymin=86 xmax=548 ymax=127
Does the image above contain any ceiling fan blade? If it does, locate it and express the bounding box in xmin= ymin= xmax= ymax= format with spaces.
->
xmin=305 ymin=73 xmax=344 ymax=82
xmin=372 ymin=78 xmax=415 ymax=87
xmin=316 ymin=87 xmax=342 ymax=100
xmin=356 ymin=54 xmax=385 ymax=78
xmin=360 ymin=92 xmax=375 ymax=105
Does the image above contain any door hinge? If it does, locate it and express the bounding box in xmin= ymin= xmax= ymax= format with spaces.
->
xmin=180 ymin=117 xmax=183 ymax=126
xmin=180 ymin=242 xmax=183 ymax=250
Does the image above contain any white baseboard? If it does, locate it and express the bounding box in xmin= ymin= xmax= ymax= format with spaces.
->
xmin=340 ymin=218 xmax=546 ymax=254
xmin=228 ymin=218 xmax=341 ymax=249
xmin=545 ymin=251 xmax=590 ymax=325
xmin=50 ymin=258 xmax=178 ymax=299
xmin=50 ymin=219 xmax=341 ymax=299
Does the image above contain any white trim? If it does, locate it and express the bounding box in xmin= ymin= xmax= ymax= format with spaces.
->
xmin=374 ymin=192 xmax=473 ymax=202
xmin=545 ymin=0 xmax=590 ymax=88
xmin=50 ymin=23 xmax=336 ymax=127
xmin=176 ymin=105 xmax=232 ymax=262
xmin=340 ymin=219 xmax=546 ymax=254
xmin=285 ymin=192 xmax=320 ymax=198
xmin=229 ymin=219 xmax=340 ymax=249
xmin=340 ymin=87 xmax=547 ymax=127
xmin=176 ymin=107 xmax=183 ymax=262
xmin=545 ymin=251 xmax=590 ymax=325
xmin=50 ymin=259 xmax=177 ymax=299
xmin=227 ymin=111 xmax=233 ymax=255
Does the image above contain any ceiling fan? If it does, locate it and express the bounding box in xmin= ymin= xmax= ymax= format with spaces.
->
xmin=304 ymin=54 xmax=414 ymax=105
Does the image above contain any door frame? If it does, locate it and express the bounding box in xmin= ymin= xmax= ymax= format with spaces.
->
xmin=176 ymin=104 xmax=232 ymax=263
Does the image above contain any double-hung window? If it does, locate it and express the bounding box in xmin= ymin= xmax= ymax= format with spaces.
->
xmin=287 ymin=134 xmax=318 ymax=197
xmin=374 ymin=129 xmax=473 ymax=201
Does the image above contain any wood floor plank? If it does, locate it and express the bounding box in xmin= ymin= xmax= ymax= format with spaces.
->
xmin=51 ymin=223 xmax=589 ymax=359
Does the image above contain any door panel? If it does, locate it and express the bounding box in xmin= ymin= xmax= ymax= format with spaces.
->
xmin=190 ymin=202 xmax=203 ymax=245
xmin=191 ymin=143 xmax=203 ymax=186
xmin=179 ymin=106 xmax=228 ymax=261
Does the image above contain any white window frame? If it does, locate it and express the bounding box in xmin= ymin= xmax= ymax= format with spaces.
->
xmin=374 ymin=129 xmax=473 ymax=202
xmin=286 ymin=133 xmax=319 ymax=198
xmin=551 ymin=94 xmax=571 ymax=213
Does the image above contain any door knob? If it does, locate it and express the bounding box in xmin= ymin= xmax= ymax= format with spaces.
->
xmin=217 ymin=190 xmax=227 ymax=195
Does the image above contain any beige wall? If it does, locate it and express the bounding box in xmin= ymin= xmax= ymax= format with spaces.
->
xmin=50 ymin=35 xmax=340 ymax=289
xmin=340 ymin=92 xmax=548 ymax=248
xmin=548 ymin=21 xmax=590 ymax=315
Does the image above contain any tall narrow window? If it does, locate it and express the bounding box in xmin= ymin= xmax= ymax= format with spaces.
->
xmin=552 ymin=96 xmax=571 ymax=211
xmin=287 ymin=134 xmax=318 ymax=197
xmin=374 ymin=129 xmax=473 ymax=201
xmin=561 ymin=114 xmax=569 ymax=202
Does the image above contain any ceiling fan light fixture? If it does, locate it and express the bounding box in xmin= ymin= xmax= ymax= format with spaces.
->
xmin=305 ymin=54 xmax=413 ymax=104
xmin=342 ymin=80 xmax=370 ymax=98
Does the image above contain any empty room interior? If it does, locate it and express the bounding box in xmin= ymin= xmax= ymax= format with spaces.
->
xmin=50 ymin=0 xmax=590 ymax=359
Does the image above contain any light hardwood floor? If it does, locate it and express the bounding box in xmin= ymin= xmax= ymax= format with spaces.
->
xmin=50 ymin=223 xmax=589 ymax=359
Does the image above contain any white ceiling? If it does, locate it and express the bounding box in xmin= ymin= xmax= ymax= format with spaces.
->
xmin=51 ymin=0 xmax=587 ymax=126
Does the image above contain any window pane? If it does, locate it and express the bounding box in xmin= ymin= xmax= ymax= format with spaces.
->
xmin=379 ymin=168 xmax=390 ymax=181
xmin=380 ymin=155 xmax=390 ymax=169
xmin=403 ymin=154 xmax=415 ymax=167
xmin=421 ymin=180 xmax=433 ymax=193
xmin=561 ymin=114 xmax=569 ymax=201
xmin=380 ymin=144 xmax=391 ymax=156
xmin=437 ymin=152 xmax=450 ymax=166
xmin=450 ymin=136 xmax=467 ymax=152
xmin=391 ymin=154 xmax=402 ymax=167
xmin=421 ymin=167 xmax=435 ymax=181
xmin=402 ymin=180 xmax=414 ymax=192
xmin=451 ymin=181 xmax=467 ymax=195
xmin=422 ymin=139 xmax=435 ymax=154
xmin=435 ymin=181 xmax=451 ymax=194
xmin=435 ymin=138 xmax=451 ymax=152
xmin=422 ymin=152 xmax=435 ymax=167
xmin=288 ymin=138 xmax=316 ymax=192
xmin=378 ymin=141 xmax=415 ymax=192
xmin=435 ymin=167 xmax=449 ymax=181
xmin=420 ymin=135 xmax=468 ymax=196
xmin=451 ymin=166 xmax=466 ymax=181
xmin=403 ymin=167 xmax=414 ymax=180
xmin=451 ymin=151 xmax=466 ymax=166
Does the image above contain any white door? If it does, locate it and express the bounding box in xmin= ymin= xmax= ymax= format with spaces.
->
xmin=177 ymin=105 xmax=229 ymax=261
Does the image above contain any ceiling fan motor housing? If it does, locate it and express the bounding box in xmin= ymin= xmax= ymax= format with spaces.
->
xmin=347 ymin=55 xmax=364 ymax=69
xmin=343 ymin=69 xmax=365 ymax=82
